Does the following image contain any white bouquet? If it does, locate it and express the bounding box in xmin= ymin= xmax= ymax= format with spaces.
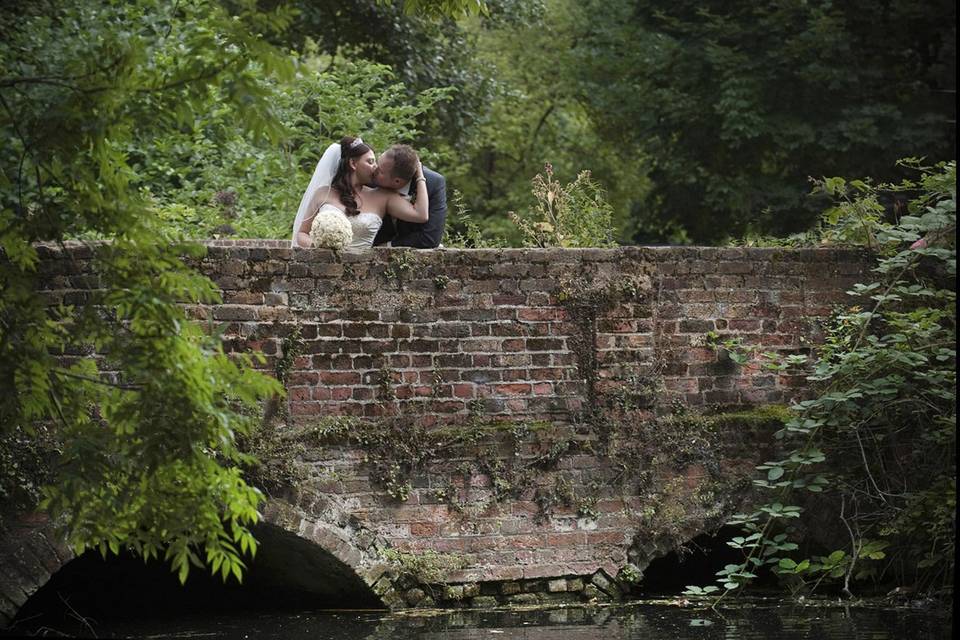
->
xmin=310 ymin=208 xmax=353 ymax=250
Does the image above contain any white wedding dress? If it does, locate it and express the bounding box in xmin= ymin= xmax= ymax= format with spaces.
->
xmin=314 ymin=203 xmax=382 ymax=251
xmin=346 ymin=211 xmax=383 ymax=251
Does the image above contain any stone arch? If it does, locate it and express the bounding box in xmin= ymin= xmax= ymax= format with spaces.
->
xmin=0 ymin=512 xmax=75 ymax=628
xmin=0 ymin=494 xmax=405 ymax=629
xmin=257 ymin=495 xmax=400 ymax=608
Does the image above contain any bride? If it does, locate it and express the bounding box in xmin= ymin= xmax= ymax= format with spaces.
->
xmin=291 ymin=136 xmax=429 ymax=249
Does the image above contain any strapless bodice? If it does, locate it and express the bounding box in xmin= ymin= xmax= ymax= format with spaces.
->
xmin=347 ymin=211 xmax=383 ymax=251
xmin=315 ymin=204 xmax=382 ymax=251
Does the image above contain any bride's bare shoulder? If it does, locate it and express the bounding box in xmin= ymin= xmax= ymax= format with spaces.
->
xmin=361 ymin=186 xmax=389 ymax=198
xmin=360 ymin=186 xmax=391 ymax=209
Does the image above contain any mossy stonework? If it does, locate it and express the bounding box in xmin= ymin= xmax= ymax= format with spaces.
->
xmin=1 ymin=241 xmax=872 ymax=616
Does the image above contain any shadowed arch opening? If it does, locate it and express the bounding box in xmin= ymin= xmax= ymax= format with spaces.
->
xmin=244 ymin=521 xmax=383 ymax=607
xmin=7 ymin=522 xmax=382 ymax=636
xmin=635 ymin=526 xmax=778 ymax=595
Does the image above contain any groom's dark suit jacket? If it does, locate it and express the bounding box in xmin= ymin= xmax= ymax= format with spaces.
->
xmin=373 ymin=166 xmax=447 ymax=248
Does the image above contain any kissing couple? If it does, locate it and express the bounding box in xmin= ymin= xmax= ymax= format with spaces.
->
xmin=291 ymin=136 xmax=447 ymax=251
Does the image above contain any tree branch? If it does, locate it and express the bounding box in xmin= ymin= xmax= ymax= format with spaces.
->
xmin=526 ymin=103 xmax=556 ymax=159
xmin=53 ymin=368 xmax=143 ymax=391
xmin=839 ymin=494 xmax=858 ymax=599
xmin=0 ymin=56 xmax=127 ymax=93
xmin=0 ymin=76 xmax=91 ymax=92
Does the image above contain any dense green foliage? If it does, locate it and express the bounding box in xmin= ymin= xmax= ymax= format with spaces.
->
xmin=573 ymin=0 xmax=956 ymax=242
xmin=689 ymin=161 xmax=956 ymax=600
xmin=438 ymin=0 xmax=649 ymax=244
xmin=568 ymin=0 xmax=956 ymax=243
xmin=237 ymin=0 xmax=643 ymax=245
xmin=15 ymin=0 xmax=951 ymax=248
xmin=0 ymin=0 xmax=299 ymax=582
xmin=256 ymin=0 xmax=956 ymax=246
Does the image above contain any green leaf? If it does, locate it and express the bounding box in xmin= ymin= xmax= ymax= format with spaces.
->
xmin=826 ymin=550 xmax=846 ymax=565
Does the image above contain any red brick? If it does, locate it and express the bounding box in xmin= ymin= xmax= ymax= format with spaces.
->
xmin=319 ymin=372 xmax=361 ymax=385
xmin=410 ymin=522 xmax=438 ymax=537
xmin=664 ymin=378 xmax=698 ymax=393
xmin=351 ymin=388 xmax=373 ymax=400
xmin=501 ymin=369 xmax=527 ymax=381
xmin=761 ymin=334 xmax=798 ymax=346
xmin=530 ymin=368 xmax=564 ymax=381
xmin=453 ymin=384 xmax=475 ymax=398
xmin=494 ymin=383 xmax=532 ymax=396
xmin=512 ymin=502 xmax=539 ymax=516
xmin=288 ymin=387 xmax=311 ymax=402
xmin=728 ymin=319 xmax=762 ymax=332
xmin=330 ymin=387 xmax=352 ymax=401
xmin=518 ymin=308 xmax=564 ymax=321
xmin=522 ymin=564 xmax=570 ymax=579
xmin=290 ymin=402 xmax=322 ymax=415
xmin=595 ymin=498 xmax=626 ymax=513
xmin=504 ymin=399 xmax=528 ymax=412
xmin=532 ymin=383 xmax=553 ymax=395
xmin=545 ymin=532 xmax=587 ymax=547
xmin=680 ymin=348 xmax=717 ymax=364
xmin=361 ymin=340 xmax=395 ymax=354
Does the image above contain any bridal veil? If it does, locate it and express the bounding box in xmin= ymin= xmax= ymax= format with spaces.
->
xmin=291 ymin=142 xmax=341 ymax=247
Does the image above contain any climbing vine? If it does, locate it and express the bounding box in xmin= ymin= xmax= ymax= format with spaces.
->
xmin=306 ymin=415 xmax=575 ymax=507
xmin=685 ymin=159 xmax=956 ymax=603
xmin=254 ymin=400 xmax=787 ymax=558
xmin=556 ymin=269 xmax=653 ymax=413
xmin=238 ymin=325 xmax=304 ymax=494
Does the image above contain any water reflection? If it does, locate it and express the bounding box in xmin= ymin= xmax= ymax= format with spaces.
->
xmin=9 ymin=599 xmax=950 ymax=640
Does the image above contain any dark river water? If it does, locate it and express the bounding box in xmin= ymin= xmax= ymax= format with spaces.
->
xmin=4 ymin=599 xmax=952 ymax=639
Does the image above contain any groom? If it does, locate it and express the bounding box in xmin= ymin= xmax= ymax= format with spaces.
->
xmin=371 ymin=144 xmax=447 ymax=248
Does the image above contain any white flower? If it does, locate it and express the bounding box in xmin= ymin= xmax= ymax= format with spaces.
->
xmin=309 ymin=208 xmax=352 ymax=249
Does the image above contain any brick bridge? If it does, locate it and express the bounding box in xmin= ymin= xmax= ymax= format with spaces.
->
xmin=1 ymin=242 xmax=870 ymax=621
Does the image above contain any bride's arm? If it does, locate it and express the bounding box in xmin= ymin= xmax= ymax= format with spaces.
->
xmin=295 ymin=216 xmax=313 ymax=248
xmin=386 ymin=162 xmax=429 ymax=223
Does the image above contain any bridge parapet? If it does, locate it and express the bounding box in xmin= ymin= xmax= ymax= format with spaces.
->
xmin=37 ymin=242 xmax=871 ymax=424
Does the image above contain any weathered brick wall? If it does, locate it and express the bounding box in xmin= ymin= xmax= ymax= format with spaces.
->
xmin=210 ymin=242 xmax=868 ymax=417
xmin=288 ymin=414 xmax=775 ymax=608
xmin=27 ymin=241 xmax=873 ymax=610
xmin=36 ymin=241 xmax=870 ymax=421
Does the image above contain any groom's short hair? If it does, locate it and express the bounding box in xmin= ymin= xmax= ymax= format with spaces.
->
xmin=384 ymin=145 xmax=418 ymax=182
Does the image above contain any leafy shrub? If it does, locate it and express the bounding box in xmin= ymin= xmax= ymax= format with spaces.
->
xmin=2 ymin=0 xmax=292 ymax=584
xmin=509 ymin=163 xmax=616 ymax=247
xmin=690 ymin=159 xmax=956 ymax=601
xmin=442 ymin=190 xmax=508 ymax=248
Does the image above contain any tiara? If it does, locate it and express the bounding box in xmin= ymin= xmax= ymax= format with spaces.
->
xmin=348 ymin=137 xmax=364 ymax=149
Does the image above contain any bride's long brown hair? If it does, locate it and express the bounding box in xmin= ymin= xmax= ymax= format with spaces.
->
xmin=331 ymin=135 xmax=373 ymax=217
